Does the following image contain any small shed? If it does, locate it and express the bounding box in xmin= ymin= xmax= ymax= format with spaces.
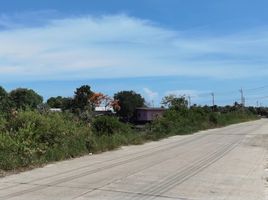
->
xmin=136 ymin=107 xmax=166 ymax=122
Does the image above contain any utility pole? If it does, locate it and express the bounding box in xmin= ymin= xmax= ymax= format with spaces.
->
xmin=188 ymin=96 xmax=191 ymax=108
xmin=257 ymin=100 xmax=259 ymax=107
xmin=211 ymin=92 xmax=215 ymax=107
xmin=239 ymin=88 xmax=245 ymax=106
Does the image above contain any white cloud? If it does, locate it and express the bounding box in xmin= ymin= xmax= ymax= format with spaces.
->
xmin=0 ymin=14 xmax=268 ymax=82
xmin=143 ymin=88 xmax=159 ymax=101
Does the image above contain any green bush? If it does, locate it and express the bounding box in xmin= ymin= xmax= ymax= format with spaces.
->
xmin=92 ymin=116 xmax=131 ymax=136
xmin=148 ymin=108 xmax=258 ymax=138
xmin=0 ymin=110 xmax=92 ymax=170
xmin=0 ymin=133 xmax=20 ymax=170
xmin=89 ymin=131 xmax=145 ymax=153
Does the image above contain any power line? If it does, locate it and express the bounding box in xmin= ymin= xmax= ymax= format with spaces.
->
xmin=172 ymin=84 xmax=268 ymax=106
xmin=244 ymin=85 xmax=268 ymax=92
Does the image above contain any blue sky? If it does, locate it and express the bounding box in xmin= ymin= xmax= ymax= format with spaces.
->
xmin=1 ymin=0 xmax=268 ymax=106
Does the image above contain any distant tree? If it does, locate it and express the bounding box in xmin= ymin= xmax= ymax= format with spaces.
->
xmin=9 ymin=88 xmax=43 ymax=110
xmin=47 ymin=96 xmax=65 ymax=108
xmin=61 ymin=97 xmax=74 ymax=110
xmin=73 ymin=85 xmax=94 ymax=112
xmin=0 ymin=86 xmax=7 ymax=98
xmin=0 ymin=86 xmax=11 ymax=113
xmin=46 ymin=96 xmax=73 ymax=110
xmin=162 ymin=95 xmax=188 ymax=110
xmin=90 ymin=93 xmax=107 ymax=108
xmin=114 ymin=91 xmax=145 ymax=121
xmin=90 ymin=93 xmax=120 ymax=111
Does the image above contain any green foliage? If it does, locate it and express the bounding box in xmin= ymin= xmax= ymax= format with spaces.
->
xmin=47 ymin=96 xmax=64 ymax=108
xmin=162 ymin=95 xmax=188 ymax=110
xmin=0 ymin=86 xmax=7 ymax=97
xmin=0 ymin=111 xmax=92 ymax=170
xmin=114 ymin=91 xmax=145 ymax=121
xmin=9 ymin=88 xmax=43 ymax=110
xmin=0 ymin=86 xmax=12 ymax=113
xmin=149 ymin=107 xmax=258 ymax=138
xmin=73 ymin=85 xmax=94 ymax=112
xmin=89 ymin=132 xmax=144 ymax=152
xmin=92 ymin=116 xmax=130 ymax=136
xmin=47 ymin=96 xmax=73 ymax=110
xmin=0 ymin=85 xmax=259 ymax=174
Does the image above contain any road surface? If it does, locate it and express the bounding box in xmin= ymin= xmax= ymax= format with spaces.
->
xmin=0 ymin=119 xmax=267 ymax=200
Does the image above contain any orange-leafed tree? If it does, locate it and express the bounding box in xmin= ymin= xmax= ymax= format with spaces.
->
xmin=89 ymin=93 xmax=120 ymax=111
xmin=110 ymin=99 xmax=120 ymax=111
xmin=90 ymin=93 xmax=106 ymax=107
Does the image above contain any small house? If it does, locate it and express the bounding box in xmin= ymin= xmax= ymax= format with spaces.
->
xmin=136 ymin=107 xmax=166 ymax=123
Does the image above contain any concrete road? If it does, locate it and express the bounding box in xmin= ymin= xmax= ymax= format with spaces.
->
xmin=0 ymin=119 xmax=267 ymax=200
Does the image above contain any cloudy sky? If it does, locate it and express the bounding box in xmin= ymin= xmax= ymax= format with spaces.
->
xmin=1 ymin=0 xmax=268 ymax=106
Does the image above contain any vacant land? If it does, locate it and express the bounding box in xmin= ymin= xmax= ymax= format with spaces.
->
xmin=0 ymin=119 xmax=267 ymax=200
xmin=0 ymin=108 xmax=257 ymax=172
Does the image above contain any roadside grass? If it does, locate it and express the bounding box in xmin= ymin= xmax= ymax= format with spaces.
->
xmin=0 ymin=109 xmax=259 ymax=175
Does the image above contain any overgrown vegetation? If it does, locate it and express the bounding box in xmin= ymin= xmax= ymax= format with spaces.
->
xmin=0 ymin=111 xmax=92 ymax=170
xmin=149 ymin=107 xmax=258 ymax=140
xmin=0 ymin=85 xmax=261 ymax=174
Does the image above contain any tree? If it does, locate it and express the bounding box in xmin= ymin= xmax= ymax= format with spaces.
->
xmin=9 ymin=88 xmax=43 ymax=110
xmin=162 ymin=95 xmax=188 ymax=110
xmin=90 ymin=93 xmax=108 ymax=108
xmin=61 ymin=97 xmax=74 ymax=110
xmin=73 ymin=85 xmax=94 ymax=112
xmin=47 ymin=96 xmax=64 ymax=108
xmin=47 ymin=96 xmax=73 ymax=110
xmin=114 ymin=91 xmax=145 ymax=121
xmin=90 ymin=93 xmax=120 ymax=111
xmin=0 ymin=86 xmax=11 ymax=113
xmin=0 ymin=86 xmax=7 ymax=98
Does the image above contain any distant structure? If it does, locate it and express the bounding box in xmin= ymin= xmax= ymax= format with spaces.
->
xmin=135 ymin=107 xmax=166 ymax=123
xmin=94 ymin=106 xmax=115 ymax=116
xmin=49 ymin=108 xmax=62 ymax=112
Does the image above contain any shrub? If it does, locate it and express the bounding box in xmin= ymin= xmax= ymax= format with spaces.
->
xmin=209 ymin=113 xmax=219 ymax=124
xmin=0 ymin=133 xmax=20 ymax=170
xmin=0 ymin=110 xmax=92 ymax=170
xmin=92 ymin=116 xmax=130 ymax=136
xmin=148 ymin=107 xmax=258 ymax=138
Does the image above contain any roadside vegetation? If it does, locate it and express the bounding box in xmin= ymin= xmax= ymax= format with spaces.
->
xmin=0 ymin=85 xmax=261 ymax=174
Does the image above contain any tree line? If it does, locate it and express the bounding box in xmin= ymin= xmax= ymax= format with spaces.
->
xmin=0 ymin=85 xmax=267 ymax=121
xmin=0 ymin=85 xmax=146 ymax=122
